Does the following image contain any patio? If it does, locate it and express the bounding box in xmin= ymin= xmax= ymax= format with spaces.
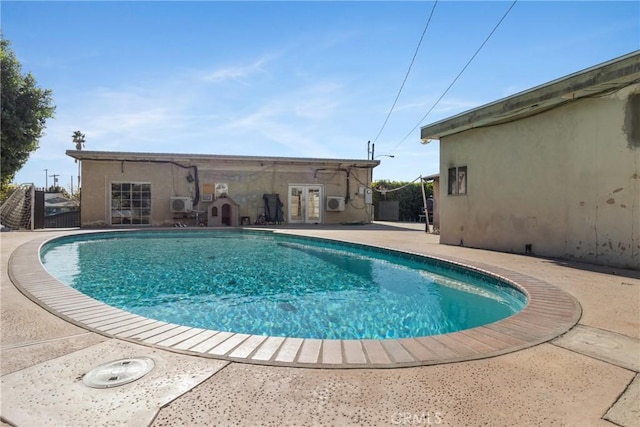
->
xmin=1 ymin=222 xmax=638 ymax=426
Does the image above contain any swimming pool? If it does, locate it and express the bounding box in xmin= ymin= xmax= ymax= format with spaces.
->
xmin=40 ymin=230 xmax=526 ymax=340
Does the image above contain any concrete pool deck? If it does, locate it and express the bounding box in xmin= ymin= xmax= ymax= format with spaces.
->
xmin=1 ymin=222 xmax=639 ymax=426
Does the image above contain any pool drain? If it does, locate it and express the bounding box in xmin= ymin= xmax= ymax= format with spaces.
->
xmin=82 ymin=357 xmax=155 ymax=389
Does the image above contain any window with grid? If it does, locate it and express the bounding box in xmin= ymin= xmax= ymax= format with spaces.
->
xmin=447 ymin=166 xmax=467 ymax=195
xmin=111 ymin=182 xmax=151 ymax=225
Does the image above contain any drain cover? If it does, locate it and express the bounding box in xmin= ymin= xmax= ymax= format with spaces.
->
xmin=82 ymin=357 xmax=155 ymax=389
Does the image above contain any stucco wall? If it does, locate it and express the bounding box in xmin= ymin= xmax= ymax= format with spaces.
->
xmin=439 ymin=84 xmax=639 ymax=269
xmin=80 ymin=158 xmax=373 ymax=227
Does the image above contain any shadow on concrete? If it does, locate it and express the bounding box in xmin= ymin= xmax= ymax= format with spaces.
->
xmin=542 ymin=258 xmax=640 ymax=280
xmin=245 ymin=221 xmax=430 ymax=232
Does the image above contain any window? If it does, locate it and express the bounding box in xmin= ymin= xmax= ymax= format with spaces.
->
xmin=447 ymin=166 xmax=467 ymax=195
xmin=448 ymin=168 xmax=457 ymax=195
xmin=111 ymin=182 xmax=151 ymax=225
xmin=215 ymin=183 xmax=228 ymax=198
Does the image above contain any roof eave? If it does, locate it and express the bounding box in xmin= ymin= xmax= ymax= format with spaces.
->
xmin=65 ymin=150 xmax=380 ymax=168
xmin=420 ymin=50 xmax=640 ymax=141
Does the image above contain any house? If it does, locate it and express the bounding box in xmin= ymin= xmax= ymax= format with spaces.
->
xmin=44 ymin=193 xmax=79 ymax=216
xmin=420 ymin=51 xmax=640 ymax=269
xmin=65 ymin=151 xmax=379 ymax=227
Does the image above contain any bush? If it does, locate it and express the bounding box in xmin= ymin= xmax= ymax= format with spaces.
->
xmin=372 ymin=180 xmax=433 ymax=222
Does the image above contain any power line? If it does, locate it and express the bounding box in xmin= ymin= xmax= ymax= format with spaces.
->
xmin=372 ymin=176 xmax=423 ymax=193
xmin=390 ymin=0 xmax=518 ymax=153
xmin=371 ymin=0 xmax=439 ymax=145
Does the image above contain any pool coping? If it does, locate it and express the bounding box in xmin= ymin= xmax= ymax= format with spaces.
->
xmin=8 ymin=228 xmax=582 ymax=369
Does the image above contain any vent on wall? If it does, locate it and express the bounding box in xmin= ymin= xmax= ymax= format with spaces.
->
xmin=326 ymin=196 xmax=345 ymax=212
xmin=170 ymin=197 xmax=193 ymax=213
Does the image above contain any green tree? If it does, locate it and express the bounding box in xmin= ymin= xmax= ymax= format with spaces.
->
xmin=47 ymin=185 xmax=71 ymax=198
xmin=70 ymin=187 xmax=81 ymax=203
xmin=1 ymin=37 xmax=55 ymax=191
xmin=0 ymin=182 xmax=18 ymax=205
xmin=72 ymin=130 xmax=85 ymax=151
xmin=372 ymin=179 xmax=433 ymax=221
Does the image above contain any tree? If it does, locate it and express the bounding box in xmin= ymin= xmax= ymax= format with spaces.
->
xmin=372 ymin=180 xmax=433 ymax=222
xmin=47 ymin=185 xmax=71 ymax=198
xmin=0 ymin=182 xmax=18 ymax=205
xmin=72 ymin=130 xmax=85 ymax=151
xmin=71 ymin=130 xmax=85 ymax=190
xmin=1 ymin=37 xmax=55 ymax=191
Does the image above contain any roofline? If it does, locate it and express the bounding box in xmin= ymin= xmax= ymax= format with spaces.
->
xmin=65 ymin=150 xmax=380 ymax=167
xmin=420 ymin=50 xmax=640 ymax=141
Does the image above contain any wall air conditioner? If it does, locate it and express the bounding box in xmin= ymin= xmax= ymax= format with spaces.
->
xmin=326 ymin=196 xmax=345 ymax=212
xmin=170 ymin=196 xmax=193 ymax=213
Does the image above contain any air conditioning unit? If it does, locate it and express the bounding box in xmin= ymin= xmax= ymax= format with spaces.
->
xmin=326 ymin=196 xmax=345 ymax=212
xmin=170 ymin=196 xmax=193 ymax=213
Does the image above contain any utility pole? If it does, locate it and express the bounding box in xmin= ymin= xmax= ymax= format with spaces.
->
xmin=44 ymin=169 xmax=48 ymax=189
xmin=367 ymin=140 xmax=375 ymax=160
xmin=49 ymin=174 xmax=59 ymax=189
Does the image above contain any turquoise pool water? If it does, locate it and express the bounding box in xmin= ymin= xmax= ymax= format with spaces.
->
xmin=40 ymin=231 xmax=526 ymax=340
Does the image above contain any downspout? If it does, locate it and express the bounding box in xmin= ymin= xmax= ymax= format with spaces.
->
xmin=345 ymin=169 xmax=351 ymax=202
xmin=30 ymin=184 xmax=35 ymax=231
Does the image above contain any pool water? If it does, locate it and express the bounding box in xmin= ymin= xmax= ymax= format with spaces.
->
xmin=40 ymin=231 xmax=526 ymax=340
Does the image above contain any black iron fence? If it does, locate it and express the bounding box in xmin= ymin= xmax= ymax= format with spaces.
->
xmin=44 ymin=211 xmax=81 ymax=228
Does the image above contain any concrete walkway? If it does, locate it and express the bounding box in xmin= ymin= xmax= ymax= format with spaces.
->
xmin=1 ymin=223 xmax=639 ymax=426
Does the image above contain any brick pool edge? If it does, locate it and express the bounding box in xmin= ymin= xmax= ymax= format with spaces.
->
xmin=9 ymin=229 xmax=581 ymax=369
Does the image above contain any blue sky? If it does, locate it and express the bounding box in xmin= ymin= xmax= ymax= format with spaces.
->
xmin=4 ymin=1 xmax=639 ymax=189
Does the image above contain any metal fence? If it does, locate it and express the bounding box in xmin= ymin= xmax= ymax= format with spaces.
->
xmin=44 ymin=211 xmax=81 ymax=228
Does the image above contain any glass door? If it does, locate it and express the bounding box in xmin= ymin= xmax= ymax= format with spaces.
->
xmin=288 ymin=185 xmax=322 ymax=224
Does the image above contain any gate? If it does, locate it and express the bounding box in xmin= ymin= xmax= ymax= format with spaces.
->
xmin=44 ymin=211 xmax=81 ymax=228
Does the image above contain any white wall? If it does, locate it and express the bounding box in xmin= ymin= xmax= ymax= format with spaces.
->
xmin=439 ymin=84 xmax=639 ymax=269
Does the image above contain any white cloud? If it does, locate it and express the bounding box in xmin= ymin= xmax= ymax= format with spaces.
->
xmin=221 ymin=99 xmax=334 ymax=158
xmin=293 ymin=84 xmax=342 ymax=120
xmin=201 ymin=56 xmax=273 ymax=84
xmin=16 ymin=48 xmax=409 ymax=186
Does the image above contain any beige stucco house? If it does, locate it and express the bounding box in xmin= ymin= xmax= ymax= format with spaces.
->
xmin=66 ymin=151 xmax=379 ymax=227
xmin=420 ymin=51 xmax=639 ymax=269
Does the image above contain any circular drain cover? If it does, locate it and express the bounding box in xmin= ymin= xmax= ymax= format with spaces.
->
xmin=83 ymin=357 xmax=155 ymax=389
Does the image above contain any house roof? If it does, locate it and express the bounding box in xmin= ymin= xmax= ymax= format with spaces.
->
xmin=422 ymin=173 xmax=439 ymax=181
xmin=65 ymin=150 xmax=380 ymax=168
xmin=44 ymin=193 xmax=79 ymax=208
xmin=420 ymin=51 xmax=640 ymax=141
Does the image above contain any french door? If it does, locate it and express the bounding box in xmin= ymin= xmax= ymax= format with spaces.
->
xmin=288 ymin=185 xmax=322 ymax=224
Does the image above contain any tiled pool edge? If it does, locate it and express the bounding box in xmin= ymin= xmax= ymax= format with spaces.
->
xmin=8 ymin=230 xmax=582 ymax=369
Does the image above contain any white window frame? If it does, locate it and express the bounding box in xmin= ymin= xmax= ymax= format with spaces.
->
xmin=447 ymin=166 xmax=467 ymax=196
xmin=110 ymin=182 xmax=152 ymax=225
xmin=288 ymin=184 xmax=323 ymax=224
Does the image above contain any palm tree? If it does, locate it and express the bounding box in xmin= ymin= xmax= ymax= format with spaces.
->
xmin=72 ymin=131 xmax=86 ymax=151
xmin=72 ymin=131 xmax=86 ymax=190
